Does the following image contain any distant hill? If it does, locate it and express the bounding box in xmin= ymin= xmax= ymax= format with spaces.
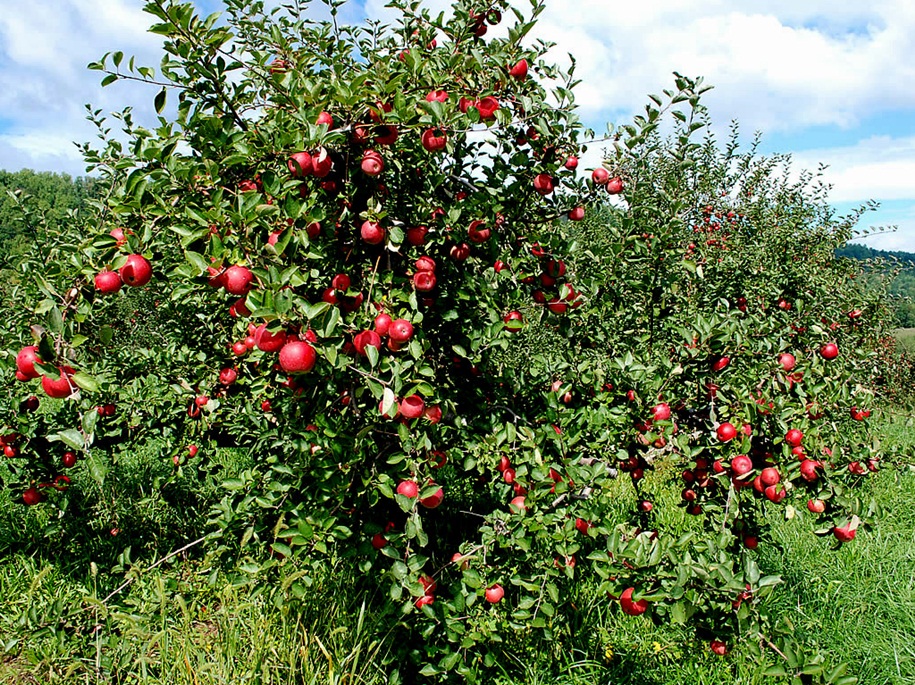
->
xmin=835 ymin=243 xmax=915 ymax=265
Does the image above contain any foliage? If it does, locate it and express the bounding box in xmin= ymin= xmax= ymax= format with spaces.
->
xmin=0 ymin=0 xmax=901 ymax=681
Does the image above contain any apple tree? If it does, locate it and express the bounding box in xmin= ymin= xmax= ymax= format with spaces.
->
xmin=0 ymin=0 xmax=896 ymax=681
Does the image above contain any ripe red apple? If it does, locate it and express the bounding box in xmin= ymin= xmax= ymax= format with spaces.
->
xmin=651 ymin=402 xmax=671 ymax=422
xmin=425 ymin=89 xmax=448 ymax=102
xmin=591 ymin=168 xmax=609 ymax=185
xmin=785 ymin=429 xmax=803 ymax=447
xmin=23 ymin=487 xmax=42 ymax=506
xmin=474 ymin=96 xmax=499 ymax=121
xmin=316 ymin=111 xmax=334 ymax=127
xmin=413 ymin=271 xmax=437 ymax=292
xmin=279 ymin=341 xmax=317 ymax=374
xmin=503 ymin=310 xmax=523 ymax=333
xmin=820 ymin=343 xmax=839 ymax=360
xmin=396 ymin=480 xmax=418 ymax=498
xmin=188 ymin=444 xmax=198 ymax=458
xmin=467 ymin=220 xmax=491 ymax=243
xmin=389 ymin=319 xmax=414 ymax=344
xmin=110 ymin=227 xmax=127 ymax=245
xmin=716 ymin=422 xmax=737 ymax=442
xmin=568 ymin=206 xmax=585 ymax=221
xmin=95 ymin=270 xmax=123 ymax=294
xmin=450 ymin=243 xmax=470 ymax=260
xmin=406 ymin=225 xmax=428 ymax=245
xmin=564 ymin=155 xmax=578 ymax=170
xmin=619 ymin=587 xmax=648 ymax=616
xmin=497 ymin=455 xmax=511 ymax=472
xmin=400 ymin=395 xmax=425 ymax=419
xmin=606 ymin=177 xmax=624 ymax=194
xmin=712 ymin=355 xmax=730 ymax=372
xmin=800 ymin=459 xmax=820 ymax=482
xmin=371 ymin=532 xmax=387 ymax=549
xmin=223 ymin=265 xmax=254 ymax=295
xmin=420 ymin=485 xmax=444 ymax=509
xmin=361 ymin=220 xmax=385 ymax=245
xmin=119 ymin=254 xmax=152 ymax=287
xmin=311 ymin=147 xmax=333 ymax=177
xmin=508 ymin=58 xmax=528 ymax=80
xmin=219 ymin=367 xmax=238 ymax=385
xmin=760 ymin=467 xmax=780 ymax=487
xmin=421 ymin=128 xmax=447 ymax=152
xmin=232 ymin=341 xmax=248 ymax=356
xmin=373 ymin=313 xmax=392 ymax=337
xmin=509 ymin=495 xmax=527 ymax=512
xmin=484 ymin=584 xmax=504 ymax=603
xmin=361 ymin=150 xmax=384 ymax=176
xmin=710 ymin=640 xmax=728 ymax=656
xmin=807 ymin=498 xmax=825 ymax=513
xmin=287 ymin=151 xmax=313 ymax=178
xmin=41 ymin=366 xmax=76 ymax=399
xmin=255 ymin=325 xmax=287 ymax=352
xmin=533 ymin=173 xmax=555 ymax=195
xmin=425 ymin=406 xmax=443 ymax=424
xmin=62 ymin=451 xmax=77 ymax=468
xmin=354 ymin=330 xmax=382 ymax=356
xmin=833 ymin=522 xmax=857 ymax=542
xmin=731 ymin=454 xmax=753 ymax=477
xmin=16 ymin=346 xmax=42 ymax=380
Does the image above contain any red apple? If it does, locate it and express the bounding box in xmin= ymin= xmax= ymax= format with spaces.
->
xmin=785 ymin=429 xmax=803 ymax=447
xmin=119 ymin=254 xmax=152 ymax=287
xmin=800 ymin=459 xmax=820 ymax=482
xmin=532 ymin=173 xmax=554 ymax=195
xmin=406 ymin=226 xmax=428 ymax=246
xmin=716 ymin=422 xmax=737 ymax=442
xmin=474 ymin=96 xmax=499 ymax=120
xmin=421 ymin=128 xmax=447 ymax=152
xmin=425 ymin=89 xmax=448 ymax=102
xmin=41 ymin=366 xmax=76 ymax=399
xmin=400 ymin=395 xmax=425 ymax=419
xmin=287 ymin=151 xmax=313 ymax=178
xmin=710 ymin=640 xmax=728 ymax=656
xmin=315 ymin=111 xmax=333 ymax=127
xmin=255 ymin=325 xmax=287 ymax=352
xmin=651 ymin=403 xmax=671 ymax=422
xmin=396 ymin=480 xmax=418 ymax=498
xmin=219 ymin=368 xmax=238 ymax=385
xmin=820 ymin=343 xmax=839 ymax=360
xmin=354 ymin=330 xmax=382 ymax=356
xmin=591 ymin=168 xmax=609 ymax=185
xmin=371 ymin=533 xmax=387 ymax=549
xmin=223 ymin=265 xmax=254 ymax=295
xmin=373 ymin=313 xmax=392 ymax=337
xmin=95 ymin=270 xmax=123 ymax=294
xmin=606 ymin=177 xmax=624 ymax=194
xmin=16 ymin=346 xmax=41 ymax=380
xmin=419 ymin=485 xmax=444 ymax=509
xmin=361 ymin=150 xmax=384 ymax=176
xmin=484 ymin=584 xmax=504 ymax=603
xmin=413 ymin=271 xmax=437 ymax=292
xmin=467 ymin=220 xmax=491 ymax=243
xmin=807 ymin=498 xmax=825 ymax=514
xmin=731 ymin=454 xmax=753 ymax=477
xmin=361 ymin=220 xmax=385 ymax=245
xmin=62 ymin=451 xmax=77 ymax=468
xmin=503 ymin=310 xmax=523 ymax=333
xmin=509 ymin=58 xmax=528 ymax=80
xmin=279 ymin=341 xmax=317 ymax=374
xmin=23 ymin=487 xmax=42 ymax=506
xmin=619 ymin=587 xmax=647 ymax=616
xmin=389 ymin=319 xmax=414 ymax=344
xmin=568 ymin=206 xmax=585 ymax=221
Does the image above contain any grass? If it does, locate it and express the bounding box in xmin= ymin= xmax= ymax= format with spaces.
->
xmin=893 ymin=328 xmax=915 ymax=355
xmin=2 ymin=417 xmax=915 ymax=684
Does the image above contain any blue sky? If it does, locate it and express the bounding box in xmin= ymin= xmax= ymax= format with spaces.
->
xmin=1 ymin=0 xmax=913 ymax=251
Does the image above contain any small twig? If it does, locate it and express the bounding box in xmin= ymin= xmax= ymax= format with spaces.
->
xmin=101 ymin=532 xmax=217 ymax=605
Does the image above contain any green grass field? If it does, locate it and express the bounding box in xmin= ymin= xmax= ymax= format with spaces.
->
xmin=2 ymin=415 xmax=914 ymax=684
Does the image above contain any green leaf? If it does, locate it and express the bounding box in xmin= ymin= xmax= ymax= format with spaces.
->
xmin=154 ymin=87 xmax=166 ymax=113
xmin=71 ymin=372 xmax=99 ymax=393
xmin=55 ymin=429 xmax=85 ymax=451
xmin=86 ymin=452 xmax=108 ymax=486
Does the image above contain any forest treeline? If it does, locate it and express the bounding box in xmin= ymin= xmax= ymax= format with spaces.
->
xmin=2 ymin=168 xmax=915 ymax=326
